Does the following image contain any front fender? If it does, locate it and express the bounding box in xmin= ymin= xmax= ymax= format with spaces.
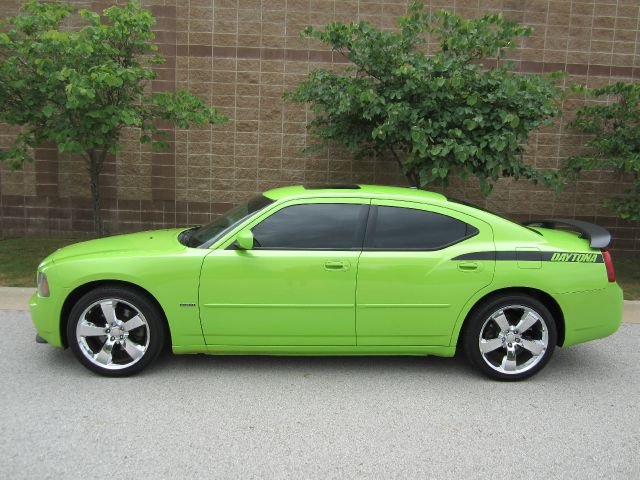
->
xmin=49 ymin=249 xmax=209 ymax=349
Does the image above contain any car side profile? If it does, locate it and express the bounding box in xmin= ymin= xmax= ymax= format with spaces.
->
xmin=30 ymin=185 xmax=623 ymax=380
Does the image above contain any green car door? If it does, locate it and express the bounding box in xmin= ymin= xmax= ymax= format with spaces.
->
xmin=355 ymin=199 xmax=495 ymax=346
xmin=198 ymin=198 xmax=370 ymax=346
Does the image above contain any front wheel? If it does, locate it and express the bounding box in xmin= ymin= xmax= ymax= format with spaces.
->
xmin=462 ymin=295 xmax=557 ymax=381
xmin=67 ymin=286 xmax=165 ymax=377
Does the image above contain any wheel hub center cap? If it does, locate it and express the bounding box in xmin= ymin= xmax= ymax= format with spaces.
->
xmin=505 ymin=332 xmax=517 ymax=344
xmin=111 ymin=325 xmax=125 ymax=338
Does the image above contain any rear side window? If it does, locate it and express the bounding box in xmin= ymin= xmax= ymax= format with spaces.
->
xmin=252 ymin=203 xmax=368 ymax=250
xmin=365 ymin=205 xmax=477 ymax=250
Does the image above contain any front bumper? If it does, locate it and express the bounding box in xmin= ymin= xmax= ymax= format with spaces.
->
xmin=556 ymin=282 xmax=624 ymax=347
xmin=30 ymin=291 xmax=67 ymax=348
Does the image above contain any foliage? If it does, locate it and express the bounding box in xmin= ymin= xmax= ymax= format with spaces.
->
xmin=565 ymin=82 xmax=640 ymax=221
xmin=0 ymin=1 xmax=227 ymax=235
xmin=285 ymin=1 xmax=563 ymax=193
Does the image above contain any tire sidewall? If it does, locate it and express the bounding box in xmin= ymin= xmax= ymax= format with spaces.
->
xmin=67 ymin=286 xmax=165 ymax=377
xmin=463 ymin=295 xmax=557 ymax=381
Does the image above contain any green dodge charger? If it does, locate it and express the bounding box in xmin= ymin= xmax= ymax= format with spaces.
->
xmin=30 ymin=185 xmax=623 ymax=380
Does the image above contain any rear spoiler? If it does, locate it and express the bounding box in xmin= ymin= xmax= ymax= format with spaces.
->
xmin=522 ymin=218 xmax=612 ymax=249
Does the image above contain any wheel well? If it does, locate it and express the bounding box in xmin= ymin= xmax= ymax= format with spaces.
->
xmin=458 ymin=287 xmax=565 ymax=348
xmin=60 ymin=280 xmax=172 ymax=349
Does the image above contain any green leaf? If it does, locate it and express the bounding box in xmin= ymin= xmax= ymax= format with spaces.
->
xmin=42 ymin=104 xmax=55 ymax=118
xmin=463 ymin=119 xmax=477 ymax=130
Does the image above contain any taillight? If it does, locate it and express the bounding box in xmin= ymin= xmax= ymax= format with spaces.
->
xmin=601 ymin=249 xmax=615 ymax=283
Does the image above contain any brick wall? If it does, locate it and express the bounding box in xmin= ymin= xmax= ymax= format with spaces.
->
xmin=1 ymin=0 xmax=639 ymax=251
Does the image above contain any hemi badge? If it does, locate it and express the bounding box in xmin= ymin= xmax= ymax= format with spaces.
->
xmin=179 ymin=303 xmax=196 ymax=307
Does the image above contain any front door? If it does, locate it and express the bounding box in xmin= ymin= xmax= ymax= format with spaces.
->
xmin=199 ymin=199 xmax=369 ymax=346
xmin=355 ymin=200 xmax=495 ymax=346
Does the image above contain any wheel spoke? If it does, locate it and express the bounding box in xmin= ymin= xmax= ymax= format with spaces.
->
xmin=100 ymin=300 xmax=119 ymax=326
xmin=480 ymin=337 xmax=503 ymax=354
xmin=521 ymin=339 xmax=546 ymax=356
xmin=122 ymin=315 xmax=145 ymax=332
xmin=515 ymin=310 xmax=539 ymax=334
xmin=501 ymin=345 xmax=517 ymax=372
xmin=492 ymin=312 xmax=510 ymax=331
xmin=78 ymin=321 xmax=106 ymax=337
xmin=94 ymin=338 xmax=116 ymax=366
xmin=123 ymin=339 xmax=145 ymax=361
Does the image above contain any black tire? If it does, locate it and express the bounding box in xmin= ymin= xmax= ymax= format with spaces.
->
xmin=462 ymin=294 xmax=557 ymax=381
xmin=67 ymin=286 xmax=165 ymax=377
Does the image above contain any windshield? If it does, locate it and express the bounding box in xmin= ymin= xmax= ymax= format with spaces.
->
xmin=180 ymin=195 xmax=274 ymax=248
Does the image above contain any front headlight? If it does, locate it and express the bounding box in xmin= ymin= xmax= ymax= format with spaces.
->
xmin=37 ymin=272 xmax=50 ymax=297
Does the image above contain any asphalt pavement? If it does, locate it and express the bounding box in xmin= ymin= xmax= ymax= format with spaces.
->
xmin=0 ymin=309 xmax=638 ymax=479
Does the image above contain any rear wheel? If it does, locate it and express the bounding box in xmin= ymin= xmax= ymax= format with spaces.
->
xmin=67 ymin=286 xmax=165 ymax=377
xmin=463 ymin=295 xmax=557 ymax=381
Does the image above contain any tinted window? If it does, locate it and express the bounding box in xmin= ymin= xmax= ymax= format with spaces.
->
xmin=365 ymin=206 xmax=477 ymax=250
xmin=252 ymin=203 xmax=368 ymax=250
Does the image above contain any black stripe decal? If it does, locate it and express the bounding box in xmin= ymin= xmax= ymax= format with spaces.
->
xmin=454 ymin=251 xmax=496 ymax=261
xmin=453 ymin=251 xmax=603 ymax=263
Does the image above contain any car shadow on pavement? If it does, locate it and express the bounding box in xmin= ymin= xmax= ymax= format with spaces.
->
xmin=157 ymin=350 xmax=473 ymax=374
xmin=35 ymin=337 xmax=611 ymax=382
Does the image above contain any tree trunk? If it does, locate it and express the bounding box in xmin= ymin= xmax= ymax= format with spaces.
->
xmin=389 ymin=147 xmax=421 ymax=188
xmin=87 ymin=149 xmax=106 ymax=237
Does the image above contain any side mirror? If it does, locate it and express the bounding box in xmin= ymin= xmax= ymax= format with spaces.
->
xmin=236 ymin=230 xmax=254 ymax=250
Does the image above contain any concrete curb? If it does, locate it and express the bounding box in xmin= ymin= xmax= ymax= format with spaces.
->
xmin=1 ymin=286 xmax=639 ymax=324
xmin=0 ymin=287 xmax=36 ymax=311
xmin=624 ymin=301 xmax=640 ymax=324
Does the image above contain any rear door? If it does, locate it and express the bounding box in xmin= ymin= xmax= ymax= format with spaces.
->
xmin=355 ymin=199 xmax=494 ymax=346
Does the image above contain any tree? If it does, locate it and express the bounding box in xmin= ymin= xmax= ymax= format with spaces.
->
xmin=0 ymin=1 xmax=227 ymax=236
xmin=564 ymin=82 xmax=640 ymax=221
xmin=285 ymin=1 xmax=562 ymax=193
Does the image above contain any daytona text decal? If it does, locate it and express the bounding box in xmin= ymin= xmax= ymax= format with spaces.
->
xmin=549 ymin=252 xmax=600 ymax=263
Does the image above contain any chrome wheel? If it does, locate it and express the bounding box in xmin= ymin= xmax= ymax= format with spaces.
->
xmin=478 ymin=305 xmax=549 ymax=375
xmin=75 ymin=298 xmax=150 ymax=370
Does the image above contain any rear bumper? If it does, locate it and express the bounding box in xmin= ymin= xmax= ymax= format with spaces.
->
xmin=555 ymin=283 xmax=623 ymax=347
xmin=30 ymin=292 xmax=66 ymax=348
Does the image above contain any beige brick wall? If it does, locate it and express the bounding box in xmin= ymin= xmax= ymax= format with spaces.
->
xmin=1 ymin=0 xmax=639 ymax=250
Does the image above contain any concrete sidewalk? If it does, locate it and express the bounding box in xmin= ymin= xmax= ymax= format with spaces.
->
xmin=2 ymin=286 xmax=638 ymax=323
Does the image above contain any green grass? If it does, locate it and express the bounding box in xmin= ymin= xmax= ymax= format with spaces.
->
xmin=0 ymin=237 xmax=639 ymax=300
xmin=0 ymin=237 xmax=82 ymax=287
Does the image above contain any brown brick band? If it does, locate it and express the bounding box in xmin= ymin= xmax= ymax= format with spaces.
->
xmin=173 ymin=44 xmax=638 ymax=79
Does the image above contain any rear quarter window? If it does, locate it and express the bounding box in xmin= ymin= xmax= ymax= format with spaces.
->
xmin=365 ymin=205 xmax=478 ymax=250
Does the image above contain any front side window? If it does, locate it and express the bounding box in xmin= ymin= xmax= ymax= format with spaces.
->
xmin=365 ymin=205 xmax=477 ymax=250
xmin=252 ymin=203 xmax=368 ymax=250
